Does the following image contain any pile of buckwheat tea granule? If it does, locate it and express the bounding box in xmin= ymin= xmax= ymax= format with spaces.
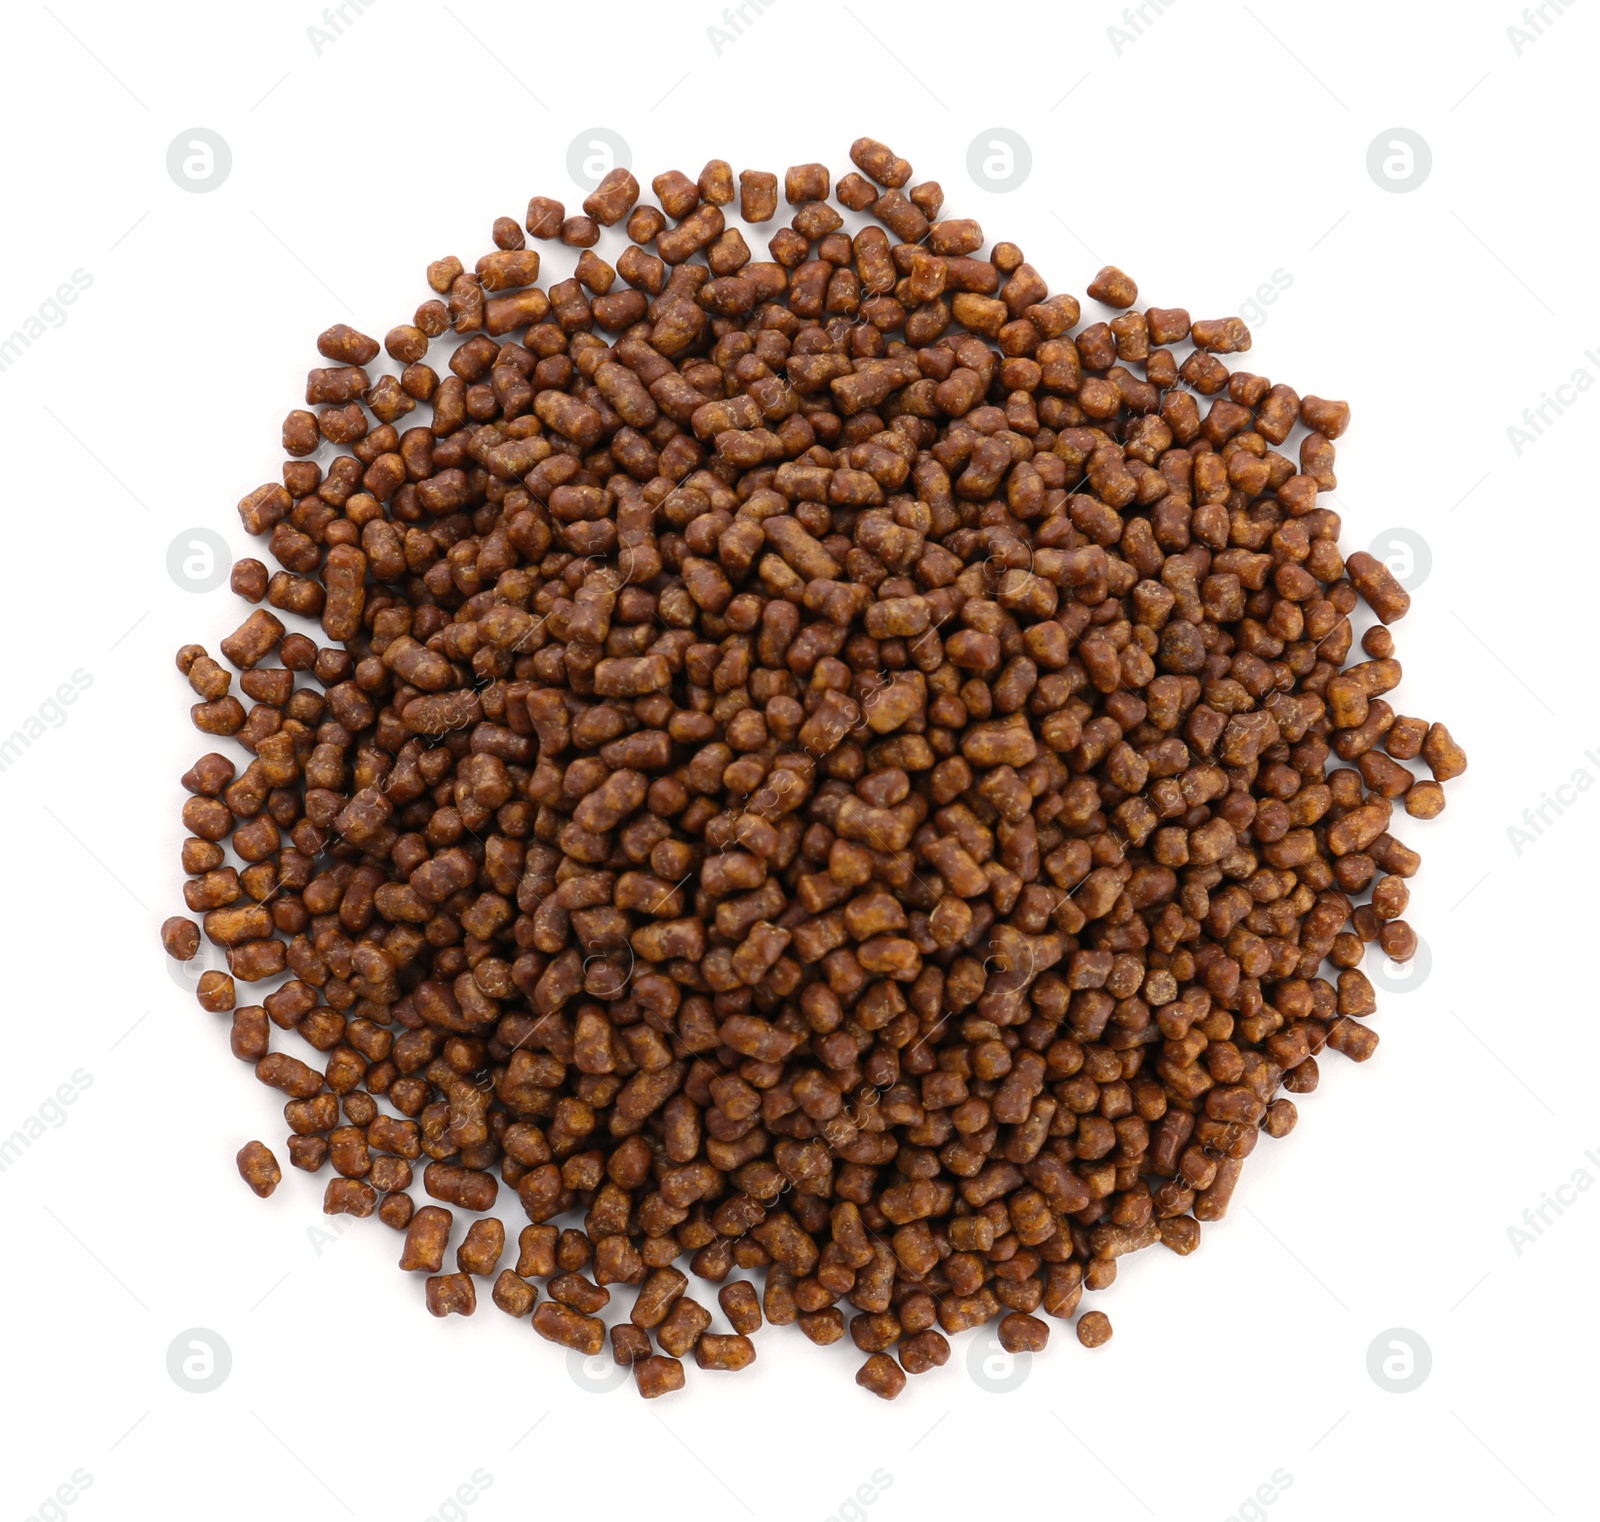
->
xmin=163 ymin=137 xmax=1466 ymax=1399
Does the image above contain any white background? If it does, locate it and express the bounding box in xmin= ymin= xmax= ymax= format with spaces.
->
xmin=1 ymin=2 xmax=1594 ymax=1519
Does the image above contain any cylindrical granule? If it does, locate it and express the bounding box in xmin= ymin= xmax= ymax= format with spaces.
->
xmin=695 ymin=1334 xmax=756 ymax=1371
xmin=400 ymin=1206 xmax=452 ymax=1273
xmin=425 ymin=1273 xmax=476 ymax=1317
xmin=634 ymin=1355 xmax=686 ymax=1399
xmin=236 ymin=1140 xmax=281 ymax=1198
xmin=492 ymin=1270 xmax=537 ymax=1318
xmin=856 ymin=1354 xmax=907 ymax=1400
